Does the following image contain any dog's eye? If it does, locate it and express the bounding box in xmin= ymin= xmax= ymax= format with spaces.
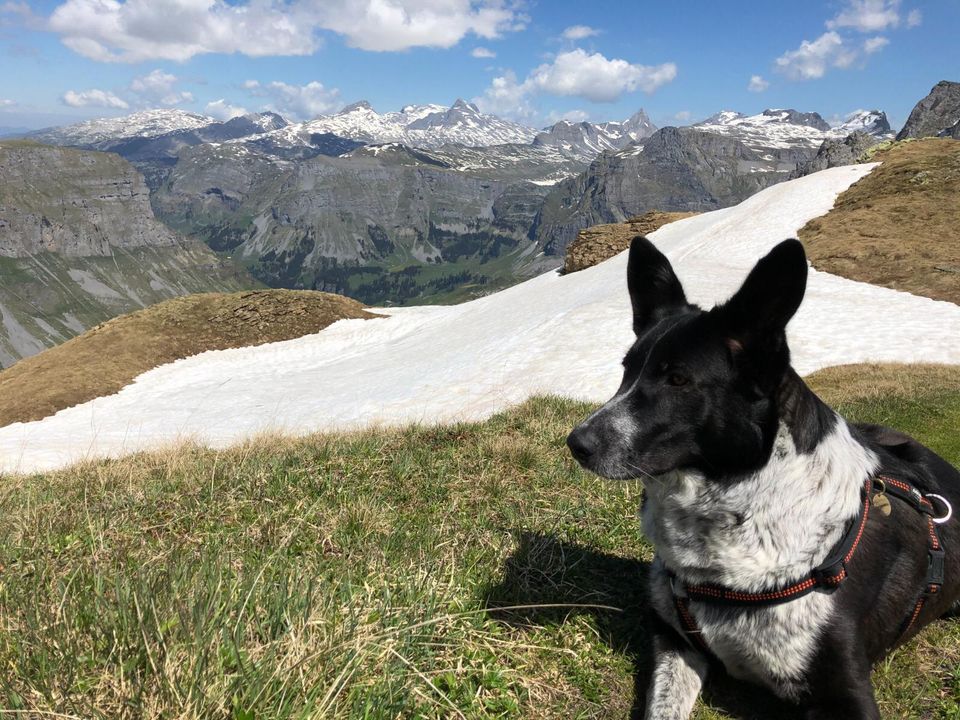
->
xmin=667 ymin=372 xmax=689 ymax=387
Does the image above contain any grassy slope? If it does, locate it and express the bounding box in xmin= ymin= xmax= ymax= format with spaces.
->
xmin=0 ymin=364 xmax=958 ymax=718
xmin=798 ymin=139 xmax=960 ymax=304
xmin=0 ymin=290 xmax=377 ymax=427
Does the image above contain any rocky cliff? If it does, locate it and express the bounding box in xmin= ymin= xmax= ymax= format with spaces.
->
xmin=0 ymin=141 xmax=249 ymax=366
xmin=897 ymin=81 xmax=960 ymax=140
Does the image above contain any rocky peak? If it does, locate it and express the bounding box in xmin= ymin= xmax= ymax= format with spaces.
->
xmin=897 ymin=80 xmax=960 ymax=140
xmin=339 ymin=100 xmax=374 ymax=114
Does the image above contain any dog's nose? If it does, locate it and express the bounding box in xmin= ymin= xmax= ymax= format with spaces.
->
xmin=567 ymin=426 xmax=599 ymax=464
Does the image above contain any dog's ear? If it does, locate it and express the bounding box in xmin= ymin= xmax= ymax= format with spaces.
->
xmin=717 ymin=239 xmax=807 ymax=353
xmin=627 ymin=236 xmax=687 ymax=336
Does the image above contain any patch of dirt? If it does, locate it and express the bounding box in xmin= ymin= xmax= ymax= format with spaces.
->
xmin=798 ymin=138 xmax=960 ymax=305
xmin=0 ymin=290 xmax=378 ymax=426
xmin=563 ymin=211 xmax=699 ymax=274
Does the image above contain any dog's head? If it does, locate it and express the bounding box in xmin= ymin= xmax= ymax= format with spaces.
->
xmin=567 ymin=236 xmax=808 ymax=480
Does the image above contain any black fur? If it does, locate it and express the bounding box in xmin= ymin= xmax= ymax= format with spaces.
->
xmin=567 ymin=236 xmax=960 ymax=718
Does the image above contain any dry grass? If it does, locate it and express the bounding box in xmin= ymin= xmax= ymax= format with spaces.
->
xmin=563 ymin=211 xmax=699 ymax=274
xmin=798 ymin=138 xmax=960 ymax=304
xmin=807 ymin=362 xmax=960 ymax=406
xmin=0 ymin=290 xmax=377 ymax=427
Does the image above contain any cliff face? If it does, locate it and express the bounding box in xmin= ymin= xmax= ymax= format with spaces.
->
xmin=0 ymin=141 xmax=249 ymax=366
xmin=532 ymin=127 xmax=789 ymax=256
xmin=896 ymin=81 xmax=960 ymax=140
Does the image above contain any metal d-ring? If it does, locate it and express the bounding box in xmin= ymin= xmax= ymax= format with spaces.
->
xmin=925 ymin=493 xmax=954 ymax=525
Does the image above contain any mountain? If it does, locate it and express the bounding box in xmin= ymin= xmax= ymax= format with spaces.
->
xmin=31 ymin=109 xmax=215 ymax=146
xmin=896 ymin=81 xmax=960 ymax=140
xmin=0 ymin=140 xmax=249 ymax=366
xmin=531 ymin=107 xmax=896 ymax=256
xmin=532 ymin=110 xmax=657 ymax=161
xmin=244 ymin=99 xmax=538 ymax=150
xmin=833 ymin=109 xmax=893 ymax=137
xmin=152 ymin=140 xmax=562 ymax=305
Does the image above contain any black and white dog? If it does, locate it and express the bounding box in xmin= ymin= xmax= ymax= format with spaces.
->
xmin=567 ymin=237 xmax=960 ymax=719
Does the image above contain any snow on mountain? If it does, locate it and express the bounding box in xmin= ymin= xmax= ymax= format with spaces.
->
xmin=694 ymin=108 xmax=892 ymax=155
xmin=32 ymin=109 xmax=215 ymax=145
xmin=533 ymin=110 xmax=657 ymax=161
xmin=246 ymin=99 xmax=537 ymax=150
xmin=4 ymin=163 xmax=960 ymax=473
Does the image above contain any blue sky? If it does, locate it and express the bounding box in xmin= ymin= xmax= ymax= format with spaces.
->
xmin=0 ymin=1 xmax=957 ymax=131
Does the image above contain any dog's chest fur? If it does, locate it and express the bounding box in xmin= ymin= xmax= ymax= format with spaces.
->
xmin=642 ymin=420 xmax=879 ymax=696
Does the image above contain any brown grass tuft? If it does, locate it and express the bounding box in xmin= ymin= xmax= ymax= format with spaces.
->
xmin=0 ymin=290 xmax=378 ymax=427
xmin=798 ymin=138 xmax=960 ymax=304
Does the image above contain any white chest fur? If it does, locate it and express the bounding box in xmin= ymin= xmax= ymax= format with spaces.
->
xmin=642 ymin=419 xmax=878 ymax=693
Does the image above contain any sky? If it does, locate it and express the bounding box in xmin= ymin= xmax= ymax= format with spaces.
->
xmin=0 ymin=0 xmax=957 ymax=132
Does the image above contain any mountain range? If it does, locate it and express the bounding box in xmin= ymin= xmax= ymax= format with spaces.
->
xmin=2 ymin=81 xmax=956 ymax=364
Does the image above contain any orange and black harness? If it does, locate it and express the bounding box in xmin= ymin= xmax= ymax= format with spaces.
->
xmin=665 ymin=475 xmax=951 ymax=655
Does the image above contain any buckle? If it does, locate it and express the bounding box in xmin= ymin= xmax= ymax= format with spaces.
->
xmin=928 ymin=548 xmax=946 ymax=587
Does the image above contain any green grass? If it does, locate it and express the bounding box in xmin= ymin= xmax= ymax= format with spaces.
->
xmin=0 ymin=380 xmax=958 ymax=719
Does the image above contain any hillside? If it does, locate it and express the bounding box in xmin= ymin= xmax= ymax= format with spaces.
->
xmin=0 ymin=141 xmax=251 ymax=366
xmin=4 ymin=164 xmax=960 ymax=473
xmin=0 ymin=290 xmax=376 ymax=427
xmin=798 ymin=139 xmax=960 ymax=304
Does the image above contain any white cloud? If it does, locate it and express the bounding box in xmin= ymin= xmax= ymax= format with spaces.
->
xmin=526 ymin=49 xmax=676 ymax=102
xmin=863 ymin=35 xmax=889 ymax=54
xmin=673 ymin=110 xmax=691 ymax=122
xmin=205 ymin=99 xmax=248 ymax=121
xmin=473 ymin=70 xmax=535 ymax=121
xmin=471 ymin=46 xmax=495 ymax=58
xmin=561 ymin=25 xmax=599 ymax=40
xmin=827 ymin=0 xmax=901 ymax=32
xmin=129 ymin=69 xmax=193 ymax=106
xmin=244 ymin=80 xmax=341 ymax=121
xmin=747 ymin=74 xmax=770 ymax=92
xmin=774 ymin=31 xmax=858 ymax=81
xmin=62 ymin=88 xmax=129 ymax=109
xmin=44 ymin=0 xmax=527 ymax=62
xmin=906 ymin=8 xmax=921 ymax=27
xmin=0 ymin=98 xmax=16 ymax=108
xmin=476 ymin=48 xmax=676 ymax=120
xmin=544 ymin=108 xmax=590 ymax=124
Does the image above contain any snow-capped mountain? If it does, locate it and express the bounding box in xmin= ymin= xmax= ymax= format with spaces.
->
xmin=244 ymin=99 xmax=538 ymax=150
xmin=694 ymin=108 xmax=892 ymax=158
xmin=533 ymin=110 xmax=657 ymax=161
xmin=31 ymin=109 xmax=215 ymax=146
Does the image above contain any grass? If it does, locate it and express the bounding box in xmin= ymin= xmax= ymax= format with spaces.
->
xmin=0 ymin=290 xmax=377 ymax=427
xmin=0 ymin=364 xmax=958 ymax=718
xmin=798 ymin=138 xmax=960 ymax=305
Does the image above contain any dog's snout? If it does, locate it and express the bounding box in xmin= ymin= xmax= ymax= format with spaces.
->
xmin=567 ymin=425 xmax=599 ymax=465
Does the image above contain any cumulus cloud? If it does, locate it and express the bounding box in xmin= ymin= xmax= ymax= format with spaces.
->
xmin=244 ymin=80 xmax=341 ymax=121
xmin=205 ymin=99 xmax=248 ymax=121
xmin=747 ymin=74 xmax=770 ymax=92
xmin=471 ymin=46 xmax=495 ymax=58
xmin=62 ymin=88 xmax=129 ymax=109
xmin=544 ymin=108 xmax=590 ymax=124
xmin=673 ymin=110 xmax=691 ymax=122
xmin=473 ymin=70 xmax=535 ymax=120
xmin=774 ymin=31 xmax=858 ymax=80
xmin=906 ymin=9 xmax=921 ymax=27
xmin=130 ymin=69 xmax=193 ymax=105
xmin=561 ymin=25 xmax=599 ymax=40
xmin=827 ymin=0 xmax=902 ymax=32
xmin=44 ymin=0 xmax=525 ymax=62
xmin=527 ymin=49 xmax=676 ymax=102
xmin=0 ymin=98 xmax=16 ymax=108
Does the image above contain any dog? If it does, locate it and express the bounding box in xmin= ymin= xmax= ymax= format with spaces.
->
xmin=566 ymin=236 xmax=960 ymax=719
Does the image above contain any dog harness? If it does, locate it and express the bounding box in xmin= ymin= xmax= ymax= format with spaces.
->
xmin=664 ymin=474 xmax=951 ymax=655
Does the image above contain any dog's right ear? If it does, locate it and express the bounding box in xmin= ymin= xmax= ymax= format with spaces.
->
xmin=627 ymin=236 xmax=687 ymax=336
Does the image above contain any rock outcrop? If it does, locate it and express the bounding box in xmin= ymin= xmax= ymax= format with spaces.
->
xmin=563 ymin=211 xmax=699 ymax=273
xmin=792 ymin=131 xmax=881 ymax=178
xmin=896 ymin=81 xmax=960 ymax=140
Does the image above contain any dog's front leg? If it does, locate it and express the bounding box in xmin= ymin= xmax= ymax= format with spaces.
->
xmin=643 ymin=628 xmax=709 ymax=720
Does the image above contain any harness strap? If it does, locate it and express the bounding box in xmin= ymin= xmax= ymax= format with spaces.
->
xmin=666 ymin=474 xmax=949 ymax=654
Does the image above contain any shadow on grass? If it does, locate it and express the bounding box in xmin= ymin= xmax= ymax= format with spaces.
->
xmin=484 ymin=531 xmax=803 ymax=719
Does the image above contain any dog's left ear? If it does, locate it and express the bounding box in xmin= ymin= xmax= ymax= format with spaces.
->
xmin=717 ymin=239 xmax=808 ymax=353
